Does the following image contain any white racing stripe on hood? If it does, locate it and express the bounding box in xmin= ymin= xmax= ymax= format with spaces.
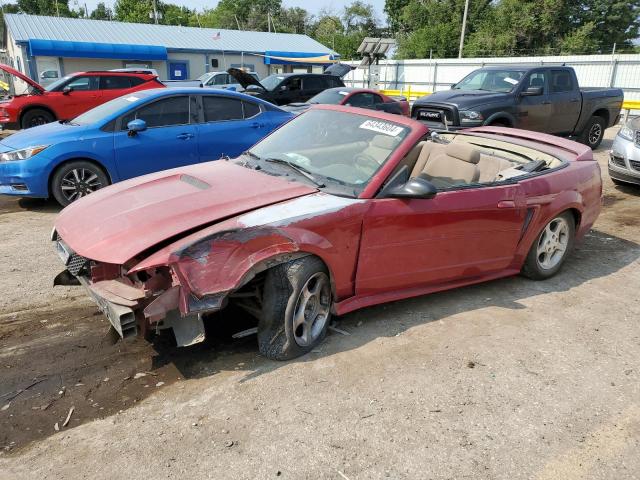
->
xmin=238 ymin=193 xmax=361 ymax=227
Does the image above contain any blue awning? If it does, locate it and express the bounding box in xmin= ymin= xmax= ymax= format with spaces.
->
xmin=28 ymin=39 xmax=167 ymax=61
xmin=262 ymin=51 xmax=338 ymax=65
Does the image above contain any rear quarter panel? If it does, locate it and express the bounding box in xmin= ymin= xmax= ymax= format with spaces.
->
xmin=510 ymin=159 xmax=602 ymax=269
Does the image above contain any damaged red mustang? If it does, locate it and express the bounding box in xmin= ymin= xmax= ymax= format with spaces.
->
xmin=53 ymin=105 xmax=602 ymax=360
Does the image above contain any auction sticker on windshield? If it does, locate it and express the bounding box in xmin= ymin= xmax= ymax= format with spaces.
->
xmin=359 ymin=119 xmax=404 ymax=136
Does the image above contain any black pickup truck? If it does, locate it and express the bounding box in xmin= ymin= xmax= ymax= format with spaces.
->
xmin=412 ymin=66 xmax=623 ymax=149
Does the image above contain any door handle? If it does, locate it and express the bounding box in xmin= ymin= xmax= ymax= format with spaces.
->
xmin=541 ymin=101 xmax=552 ymax=105
xmin=497 ymin=200 xmax=516 ymax=208
xmin=570 ymin=98 xmax=580 ymax=103
xmin=176 ymin=133 xmax=194 ymax=140
xmin=250 ymin=122 xmax=265 ymax=128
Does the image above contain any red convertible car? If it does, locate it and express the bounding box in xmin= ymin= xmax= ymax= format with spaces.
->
xmin=53 ymin=105 xmax=602 ymax=359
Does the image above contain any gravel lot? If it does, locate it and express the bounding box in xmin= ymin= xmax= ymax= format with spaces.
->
xmin=1 ymin=128 xmax=639 ymax=479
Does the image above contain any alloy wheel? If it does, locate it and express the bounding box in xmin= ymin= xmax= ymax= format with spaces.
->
xmin=536 ymin=217 xmax=570 ymax=270
xmin=60 ymin=168 xmax=103 ymax=203
xmin=588 ymin=123 xmax=602 ymax=145
xmin=292 ymin=272 xmax=331 ymax=347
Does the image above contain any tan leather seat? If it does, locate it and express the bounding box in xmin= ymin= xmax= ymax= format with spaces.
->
xmin=362 ymin=135 xmax=402 ymax=165
xmin=412 ymin=142 xmax=480 ymax=188
xmin=477 ymin=154 xmax=514 ymax=183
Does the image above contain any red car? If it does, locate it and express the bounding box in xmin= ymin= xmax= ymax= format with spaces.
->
xmin=52 ymin=105 xmax=602 ymax=359
xmin=283 ymin=87 xmax=410 ymax=116
xmin=0 ymin=64 xmax=164 ymax=129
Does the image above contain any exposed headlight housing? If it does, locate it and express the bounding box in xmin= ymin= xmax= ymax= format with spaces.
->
xmin=618 ymin=124 xmax=634 ymax=141
xmin=0 ymin=145 xmax=49 ymax=162
xmin=460 ymin=110 xmax=484 ymax=123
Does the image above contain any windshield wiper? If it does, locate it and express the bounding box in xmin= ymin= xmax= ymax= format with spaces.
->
xmin=242 ymin=150 xmax=260 ymax=160
xmin=264 ymin=157 xmax=325 ymax=187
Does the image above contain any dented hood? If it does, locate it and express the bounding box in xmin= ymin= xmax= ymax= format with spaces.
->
xmin=55 ymin=161 xmax=316 ymax=264
xmin=0 ymin=63 xmax=44 ymax=92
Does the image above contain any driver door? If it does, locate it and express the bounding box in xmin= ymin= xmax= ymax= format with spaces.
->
xmin=57 ymin=75 xmax=103 ymax=118
xmin=356 ymin=183 xmax=527 ymax=295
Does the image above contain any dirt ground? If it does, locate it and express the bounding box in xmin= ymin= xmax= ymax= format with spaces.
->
xmin=1 ymin=128 xmax=639 ymax=479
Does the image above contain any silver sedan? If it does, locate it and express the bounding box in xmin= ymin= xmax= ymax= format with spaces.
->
xmin=610 ymin=117 xmax=640 ymax=186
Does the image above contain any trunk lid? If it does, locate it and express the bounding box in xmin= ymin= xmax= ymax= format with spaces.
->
xmin=324 ymin=63 xmax=354 ymax=78
xmin=0 ymin=63 xmax=44 ymax=93
xmin=55 ymin=161 xmax=316 ymax=264
xmin=227 ymin=68 xmax=265 ymax=90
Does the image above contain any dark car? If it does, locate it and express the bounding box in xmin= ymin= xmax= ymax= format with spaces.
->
xmin=282 ymin=87 xmax=410 ymax=116
xmin=412 ymin=66 xmax=623 ymax=149
xmin=228 ymin=68 xmax=346 ymax=106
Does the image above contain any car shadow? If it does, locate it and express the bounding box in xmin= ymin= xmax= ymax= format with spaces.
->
xmin=150 ymin=228 xmax=640 ymax=382
xmin=0 ymin=196 xmax=61 ymax=215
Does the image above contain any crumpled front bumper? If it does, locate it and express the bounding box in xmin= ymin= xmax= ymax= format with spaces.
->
xmin=53 ymin=234 xmax=209 ymax=346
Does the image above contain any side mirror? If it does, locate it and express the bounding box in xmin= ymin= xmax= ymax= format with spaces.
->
xmin=521 ymin=86 xmax=543 ymax=96
xmin=127 ymin=119 xmax=147 ymax=136
xmin=279 ymin=85 xmax=288 ymax=91
xmin=62 ymin=86 xmax=72 ymax=95
xmin=384 ymin=175 xmax=437 ymax=199
xmin=450 ymin=83 xmax=456 ymax=89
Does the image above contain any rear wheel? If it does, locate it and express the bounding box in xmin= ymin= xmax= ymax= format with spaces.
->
xmin=522 ymin=212 xmax=575 ymax=280
xmin=580 ymin=116 xmax=605 ymax=150
xmin=51 ymin=161 xmax=110 ymax=206
xmin=258 ymin=256 xmax=332 ymax=360
xmin=21 ymin=108 xmax=54 ymax=129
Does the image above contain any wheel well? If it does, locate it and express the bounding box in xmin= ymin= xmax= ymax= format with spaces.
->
xmin=20 ymin=105 xmax=57 ymax=125
xmin=567 ymin=208 xmax=582 ymax=231
xmin=592 ymin=109 xmax=609 ymax=125
xmin=48 ymin=158 xmax=112 ymax=197
xmin=488 ymin=117 xmax=511 ymax=127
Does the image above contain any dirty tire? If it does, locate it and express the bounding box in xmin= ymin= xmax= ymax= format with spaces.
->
xmin=522 ymin=211 xmax=575 ymax=280
xmin=579 ymin=115 xmax=605 ymax=150
xmin=258 ymin=256 xmax=332 ymax=360
xmin=21 ymin=108 xmax=54 ymax=129
xmin=51 ymin=160 xmax=110 ymax=207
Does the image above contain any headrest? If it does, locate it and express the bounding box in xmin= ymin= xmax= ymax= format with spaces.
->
xmin=445 ymin=142 xmax=480 ymax=164
xmin=530 ymin=77 xmax=544 ymax=87
xmin=371 ymin=134 xmax=400 ymax=149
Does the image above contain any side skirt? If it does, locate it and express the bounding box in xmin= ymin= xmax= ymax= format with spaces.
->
xmin=333 ymin=268 xmax=520 ymax=316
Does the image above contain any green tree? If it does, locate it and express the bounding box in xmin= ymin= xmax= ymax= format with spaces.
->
xmin=566 ymin=0 xmax=640 ymax=52
xmin=16 ymin=0 xmax=79 ymax=17
xmin=90 ymin=2 xmax=112 ymax=20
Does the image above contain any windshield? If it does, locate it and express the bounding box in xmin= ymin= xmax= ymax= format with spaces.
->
xmin=44 ymin=75 xmax=72 ymax=92
xmin=308 ymin=89 xmax=350 ymax=104
xmin=454 ymin=69 xmax=526 ymax=93
xmin=259 ymin=74 xmax=284 ymax=91
xmin=197 ymin=73 xmax=213 ymax=82
xmin=248 ymin=109 xmax=409 ymax=193
xmin=72 ymin=94 xmax=143 ymax=126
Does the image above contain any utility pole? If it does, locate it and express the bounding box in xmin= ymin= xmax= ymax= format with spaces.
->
xmin=458 ymin=0 xmax=470 ymax=58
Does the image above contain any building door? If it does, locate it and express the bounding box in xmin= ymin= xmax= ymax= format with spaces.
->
xmin=36 ymin=57 xmax=60 ymax=87
xmin=169 ymin=61 xmax=188 ymax=80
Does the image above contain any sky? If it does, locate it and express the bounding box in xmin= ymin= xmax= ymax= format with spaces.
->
xmin=78 ymin=1 xmax=387 ymax=21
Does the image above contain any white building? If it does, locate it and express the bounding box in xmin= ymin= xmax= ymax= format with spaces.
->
xmin=3 ymin=13 xmax=338 ymax=84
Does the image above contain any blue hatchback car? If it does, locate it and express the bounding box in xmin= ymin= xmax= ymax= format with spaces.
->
xmin=0 ymin=88 xmax=293 ymax=205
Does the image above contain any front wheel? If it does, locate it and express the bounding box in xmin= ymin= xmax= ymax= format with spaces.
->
xmin=522 ymin=212 xmax=575 ymax=280
xmin=21 ymin=108 xmax=55 ymax=129
xmin=580 ymin=116 xmax=605 ymax=150
xmin=51 ymin=161 xmax=110 ymax=206
xmin=258 ymin=256 xmax=332 ymax=360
